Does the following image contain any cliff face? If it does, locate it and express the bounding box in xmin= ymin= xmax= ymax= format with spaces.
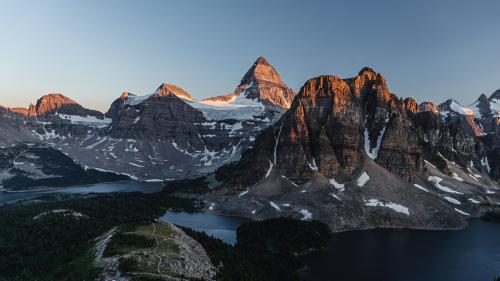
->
xmin=107 ymin=90 xmax=205 ymax=139
xmin=215 ymin=68 xmax=432 ymax=187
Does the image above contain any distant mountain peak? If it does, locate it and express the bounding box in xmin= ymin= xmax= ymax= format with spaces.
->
xmin=358 ymin=66 xmax=377 ymax=76
xmin=235 ymin=57 xmax=295 ymax=108
xmin=120 ymin=92 xmax=132 ymax=99
xmin=154 ymin=83 xmax=193 ymax=100
xmin=478 ymin=93 xmax=489 ymax=102
xmin=35 ymin=93 xmax=79 ymax=115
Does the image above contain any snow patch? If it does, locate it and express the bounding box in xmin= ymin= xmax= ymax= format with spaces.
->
xmin=330 ymin=193 xmax=341 ymax=201
xmin=443 ymin=196 xmax=461 ymax=205
xmin=452 ymin=173 xmax=464 ymax=182
xmin=427 ymin=176 xmax=463 ymax=194
xmin=86 ymin=137 xmax=108 ymax=149
xmin=299 ymin=209 xmax=312 ymax=220
xmin=281 ymin=175 xmax=298 ymax=187
xmin=424 ymin=160 xmax=437 ymax=169
xmin=454 ymin=208 xmax=470 ymax=216
xmin=413 ymin=184 xmax=429 ymax=192
xmin=481 ymin=157 xmax=491 ymax=173
xmin=273 ymin=122 xmax=284 ymax=165
xmin=364 ymin=115 xmax=389 ymax=159
xmin=269 ymin=201 xmax=281 ymax=212
xmin=356 ymin=172 xmax=370 ymax=187
xmin=329 ymin=177 xmax=345 ymax=192
xmin=308 ymin=158 xmax=318 ymax=171
xmin=265 ymin=160 xmax=273 ymax=178
xmin=468 ymin=198 xmax=480 ymax=204
xmin=364 ymin=199 xmax=410 ymax=215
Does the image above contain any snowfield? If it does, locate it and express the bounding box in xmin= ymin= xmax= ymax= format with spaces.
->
xmin=56 ymin=113 xmax=111 ymax=128
xmin=187 ymin=91 xmax=267 ymax=121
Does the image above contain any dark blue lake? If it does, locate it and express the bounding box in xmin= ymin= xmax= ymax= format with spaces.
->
xmin=0 ymin=181 xmax=163 ymax=205
xmin=160 ymin=211 xmax=249 ymax=245
xmin=300 ymin=219 xmax=500 ymax=281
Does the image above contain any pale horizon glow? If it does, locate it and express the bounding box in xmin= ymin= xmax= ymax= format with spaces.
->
xmin=0 ymin=0 xmax=499 ymax=112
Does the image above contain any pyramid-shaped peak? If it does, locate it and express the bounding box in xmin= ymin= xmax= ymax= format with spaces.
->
xmin=477 ymin=93 xmax=489 ymax=103
xmin=228 ymin=57 xmax=295 ymax=108
xmin=241 ymin=57 xmax=281 ymax=85
xmin=154 ymin=83 xmax=193 ymax=100
xmin=254 ymin=56 xmax=271 ymax=66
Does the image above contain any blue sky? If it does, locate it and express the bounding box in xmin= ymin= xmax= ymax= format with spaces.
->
xmin=0 ymin=0 xmax=499 ymax=112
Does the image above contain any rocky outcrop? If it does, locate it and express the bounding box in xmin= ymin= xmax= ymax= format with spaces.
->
xmin=95 ymin=222 xmax=216 ymax=281
xmin=419 ymin=101 xmax=438 ymax=113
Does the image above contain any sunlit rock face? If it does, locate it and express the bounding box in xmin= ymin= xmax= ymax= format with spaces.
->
xmin=203 ymin=57 xmax=295 ymax=109
xmin=9 ymin=93 xmax=104 ymax=118
xmin=216 ymin=68 xmax=425 ymax=188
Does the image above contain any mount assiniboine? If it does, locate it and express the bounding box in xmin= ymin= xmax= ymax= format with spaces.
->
xmin=1 ymin=58 xmax=500 ymax=230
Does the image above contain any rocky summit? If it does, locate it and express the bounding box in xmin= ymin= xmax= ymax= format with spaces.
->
xmin=202 ymin=57 xmax=295 ymax=109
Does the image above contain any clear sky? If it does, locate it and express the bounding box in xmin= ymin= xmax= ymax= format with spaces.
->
xmin=0 ymin=0 xmax=499 ymax=112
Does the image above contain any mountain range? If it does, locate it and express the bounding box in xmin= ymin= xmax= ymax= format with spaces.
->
xmin=1 ymin=57 xmax=499 ymax=231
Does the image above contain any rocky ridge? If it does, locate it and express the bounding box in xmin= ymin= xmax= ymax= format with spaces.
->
xmin=199 ymin=67 xmax=500 ymax=232
xmin=0 ymin=57 xmax=294 ymax=185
